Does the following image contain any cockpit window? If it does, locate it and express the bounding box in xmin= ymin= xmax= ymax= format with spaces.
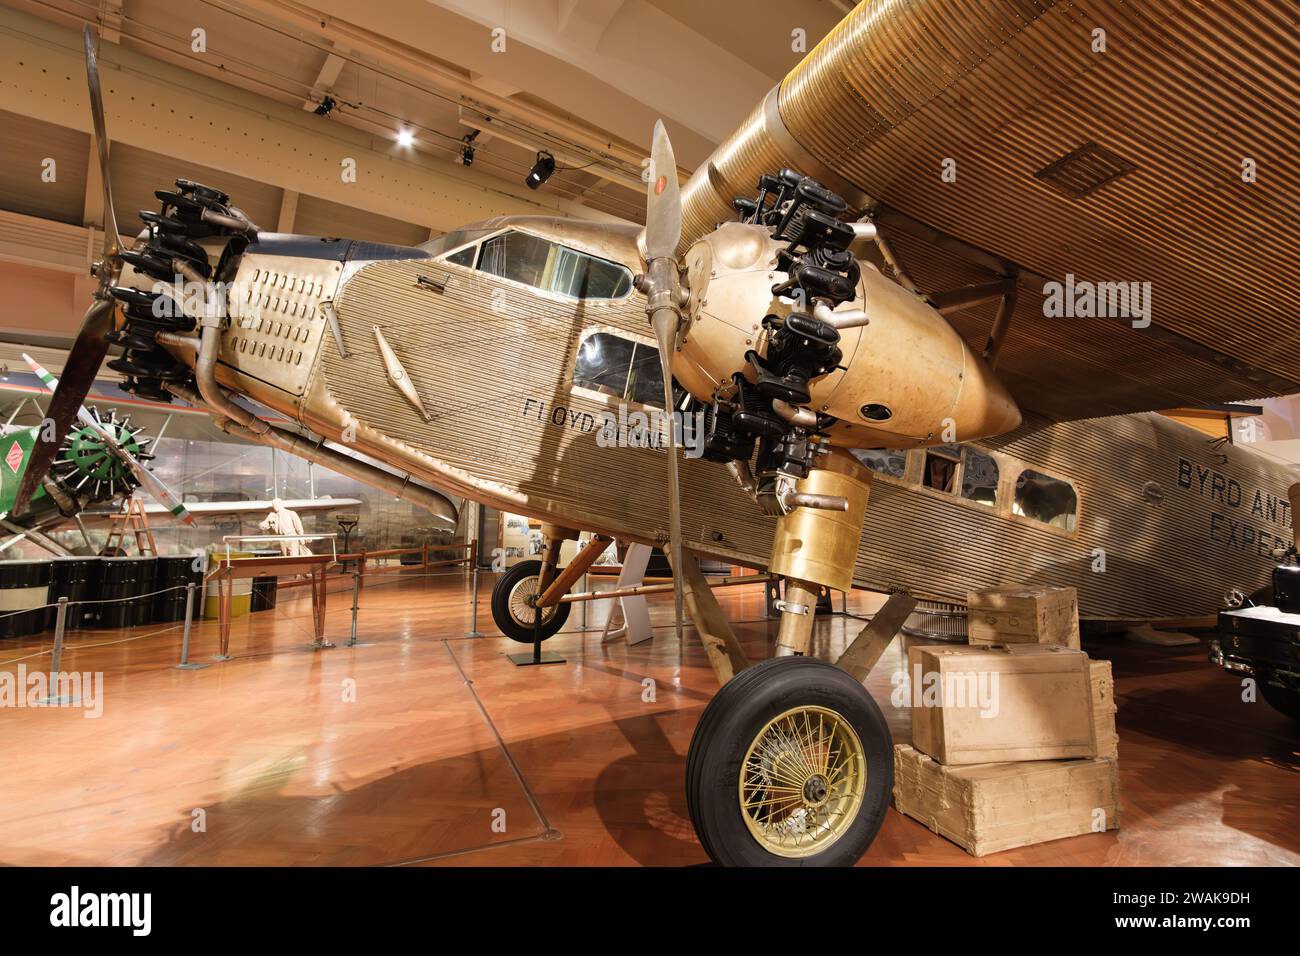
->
xmin=551 ymin=245 xmax=634 ymax=299
xmin=479 ymin=230 xmax=552 ymax=289
xmin=445 ymin=245 xmax=475 ymax=268
xmin=1014 ymin=469 xmax=1078 ymax=531
xmin=573 ymin=331 xmax=665 ymax=409
xmin=422 ymin=227 xmax=494 ymax=259
xmin=475 ymin=230 xmax=633 ymax=300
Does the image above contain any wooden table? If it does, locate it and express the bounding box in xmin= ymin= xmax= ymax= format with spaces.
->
xmin=208 ymin=554 xmax=337 ymax=657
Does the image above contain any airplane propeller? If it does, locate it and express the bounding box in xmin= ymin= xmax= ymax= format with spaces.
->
xmin=22 ymin=354 xmax=194 ymax=526
xmin=13 ymin=26 xmax=124 ymax=517
xmin=639 ymin=121 xmax=687 ymax=644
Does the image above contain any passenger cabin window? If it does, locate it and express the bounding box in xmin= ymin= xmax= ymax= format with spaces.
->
xmin=1013 ymin=469 xmax=1078 ymax=531
xmin=477 ymin=230 xmax=633 ymax=300
xmin=923 ymin=446 xmax=960 ymax=494
xmin=960 ymin=448 xmax=999 ymax=507
xmin=573 ymin=332 xmax=665 ymax=409
xmin=855 ymin=449 xmax=907 ymax=479
xmin=917 ymin=445 xmax=1000 ymax=507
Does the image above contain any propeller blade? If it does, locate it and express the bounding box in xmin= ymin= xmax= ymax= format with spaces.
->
xmin=644 ymin=120 xmax=681 ymax=259
xmin=84 ymin=25 xmax=122 ymax=268
xmin=12 ymin=301 xmax=115 ymax=516
xmin=643 ymin=120 xmax=685 ymax=644
xmin=20 ymin=354 xmax=194 ymax=526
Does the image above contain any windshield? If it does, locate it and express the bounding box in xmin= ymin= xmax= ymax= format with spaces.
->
xmin=419 ymin=227 xmax=495 ymax=259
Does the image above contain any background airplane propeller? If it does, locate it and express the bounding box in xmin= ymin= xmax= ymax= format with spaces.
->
xmin=22 ymin=354 xmax=194 ymax=525
xmin=13 ymin=26 xmax=124 ymax=517
xmin=640 ymin=121 xmax=687 ymax=643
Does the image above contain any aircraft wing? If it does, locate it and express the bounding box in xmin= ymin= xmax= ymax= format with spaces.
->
xmin=73 ymin=498 xmax=365 ymax=527
xmin=140 ymin=498 xmax=364 ymax=518
xmin=679 ymin=0 xmax=1300 ymax=425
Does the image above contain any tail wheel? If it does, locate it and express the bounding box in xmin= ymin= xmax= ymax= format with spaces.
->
xmin=686 ymin=656 xmax=892 ymax=866
xmin=490 ymin=559 xmax=572 ymax=644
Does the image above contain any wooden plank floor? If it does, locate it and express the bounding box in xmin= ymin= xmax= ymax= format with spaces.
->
xmin=0 ymin=569 xmax=1295 ymax=866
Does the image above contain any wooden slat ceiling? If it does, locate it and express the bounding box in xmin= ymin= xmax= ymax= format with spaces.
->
xmin=109 ymin=141 xmax=285 ymax=238
xmin=680 ymin=0 xmax=1300 ymax=423
xmin=293 ymin=192 xmax=430 ymax=247
xmin=775 ymin=0 xmax=1300 ymax=416
xmin=0 ymin=109 xmax=89 ymax=225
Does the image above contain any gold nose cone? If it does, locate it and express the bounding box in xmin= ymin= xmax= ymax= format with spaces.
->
xmin=952 ymin=348 xmax=1022 ymax=441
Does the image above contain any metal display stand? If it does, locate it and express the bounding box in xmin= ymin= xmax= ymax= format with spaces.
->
xmin=600 ymin=542 xmax=654 ymax=645
xmin=212 ymin=534 xmax=338 ymax=654
xmin=507 ymin=600 xmax=566 ymax=667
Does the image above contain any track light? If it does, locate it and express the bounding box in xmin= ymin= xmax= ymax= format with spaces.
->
xmin=525 ymin=151 xmax=556 ymax=190
xmin=396 ymin=128 xmax=415 ymax=148
xmin=313 ymin=95 xmax=336 ymax=117
xmin=460 ymin=130 xmax=479 ymax=167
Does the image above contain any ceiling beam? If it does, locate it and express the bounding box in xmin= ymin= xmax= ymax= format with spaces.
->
xmin=423 ymin=0 xmax=769 ymax=142
xmin=275 ymin=189 xmax=299 ymax=232
xmin=0 ymin=8 xmax=624 ymax=232
xmin=300 ymin=47 xmax=348 ymax=112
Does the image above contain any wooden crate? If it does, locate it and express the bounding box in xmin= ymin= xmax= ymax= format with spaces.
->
xmin=1090 ymin=659 xmax=1118 ymax=760
xmin=908 ymin=644 xmax=1097 ymax=764
xmin=966 ymin=585 xmax=1080 ymax=649
xmin=893 ymin=744 xmax=1120 ymax=856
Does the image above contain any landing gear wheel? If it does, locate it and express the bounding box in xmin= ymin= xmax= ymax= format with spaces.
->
xmin=686 ymin=656 xmax=892 ymax=866
xmin=490 ymin=559 xmax=571 ymax=644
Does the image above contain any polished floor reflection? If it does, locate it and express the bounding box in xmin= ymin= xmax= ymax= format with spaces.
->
xmin=0 ymin=569 xmax=1295 ymax=866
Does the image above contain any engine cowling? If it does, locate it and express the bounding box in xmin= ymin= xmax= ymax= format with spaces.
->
xmin=674 ymin=220 xmax=1021 ymax=449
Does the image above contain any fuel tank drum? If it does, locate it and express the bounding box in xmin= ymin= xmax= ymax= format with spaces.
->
xmin=675 ymin=221 xmax=1021 ymax=448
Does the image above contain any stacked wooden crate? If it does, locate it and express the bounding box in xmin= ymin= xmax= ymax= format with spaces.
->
xmin=893 ymin=586 xmax=1119 ymax=856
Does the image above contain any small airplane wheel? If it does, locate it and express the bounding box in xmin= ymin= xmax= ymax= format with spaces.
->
xmin=686 ymin=656 xmax=892 ymax=866
xmin=490 ymin=559 xmax=571 ymax=644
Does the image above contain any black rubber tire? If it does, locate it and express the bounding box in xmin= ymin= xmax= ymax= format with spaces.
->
xmin=490 ymin=559 xmax=571 ymax=644
xmin=686 ymin=656 xmax=893 ymax=866
xmin=1260 ymin=677 xmax=1300 ymax=721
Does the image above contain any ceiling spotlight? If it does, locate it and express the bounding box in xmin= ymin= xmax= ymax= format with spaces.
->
xmin=525 ymin=151 xmax=556 ymax=190
xmin=460 ymin=130 xmax=479 ymax=167
xmin=313 ymin=95 xmax=336 ymax=117
xmin=396 ymin=128 xmax=416 ymax=148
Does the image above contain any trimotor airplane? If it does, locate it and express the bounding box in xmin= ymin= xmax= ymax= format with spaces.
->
xmin=19 ymin=7 xmax=1300 ymax=866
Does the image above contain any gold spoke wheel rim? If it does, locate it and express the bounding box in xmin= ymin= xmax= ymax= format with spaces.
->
xmin=508 ymin=574 xmax=558 ymax=629
xmin=739 ymin=704 xmax=866 ymax=858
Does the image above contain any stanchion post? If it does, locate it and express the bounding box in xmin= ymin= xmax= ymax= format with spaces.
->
xmin=48 ymin=596 xmax=67 ymax=689
xmin=41 ymin=597 xmax=77 ymax=705
xmin=176 ymin=581 xmax=209 ymax=670
xmin=466 ymin=563 xmax=484 ymax=637
xmin=349 ymin=570 xmax=360 ymax=646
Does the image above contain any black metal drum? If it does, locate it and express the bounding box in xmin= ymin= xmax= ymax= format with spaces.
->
xmin=153 ymin=555 xmax=204 ymax=623
xmin=49 ymin=556 xmax=102 ymax=630
xmin=97 ymin=556 xmax=158 ymax=629
xmin=0 ymin=559 xmax=53 ymax=638
xmin=251 ymin=575 xmax=279 ymax=612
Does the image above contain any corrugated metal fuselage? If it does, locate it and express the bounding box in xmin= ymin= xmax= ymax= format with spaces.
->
xmin=197 ymin=238 xmax=1294 ymax=624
